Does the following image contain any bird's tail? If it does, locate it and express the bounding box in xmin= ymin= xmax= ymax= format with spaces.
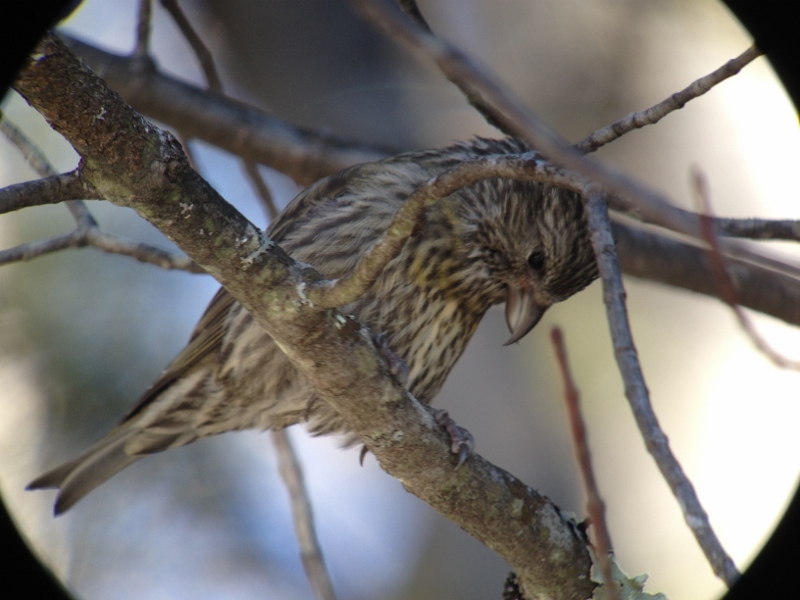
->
xmin=27 ymin=427 xmax=143 ymax=515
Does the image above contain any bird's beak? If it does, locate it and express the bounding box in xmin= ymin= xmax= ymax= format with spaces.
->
xmin=504 ymin=284 xmax=547 ymax=346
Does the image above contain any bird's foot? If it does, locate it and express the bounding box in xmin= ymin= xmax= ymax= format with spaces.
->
xmin=372 ymin=332 xmax=409 ymax=384
xmin=430 ymin=408 xmax=475 ymax=469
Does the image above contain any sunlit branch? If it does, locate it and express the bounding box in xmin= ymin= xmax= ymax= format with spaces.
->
xmin=583 ymin=186 xmax=739 ymax=587
xmin=575 ymin=45 xmax=763 ymax=154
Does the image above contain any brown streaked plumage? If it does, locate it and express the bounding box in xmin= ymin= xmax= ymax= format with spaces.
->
xmin=29 ymin=137 xmax=598 ymax=514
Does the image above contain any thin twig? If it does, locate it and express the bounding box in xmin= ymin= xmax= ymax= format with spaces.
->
xmin=396 ymin=0 xmax=430 ymax=30
xmin=160 ymin=0 xmax=223 ymax=92
xmin=1 ymin=110 xmax=57 ymax=176
xmin=550 ymin=327 xmax=618 ymax=600
xmin=271 ymin=430 xmax=338 ymax=600
xmin=582 ymin=186 xmax=739 ymax=587
xmin=163 ymin=2 xmax=280 ymax=225
xmin=0 ymin=110 xmax=201 ymax=273
xmin=306 ymin=151 xmax=585 ymax=309
xmin=0 ymin=228 xmax=204 ymax=271
xmin=243 ymin=160 xmax=279 ymax=222
xmin=394 ymin=0 xmax=513 ymax=135
xmin=575 ymin=45 xmax=763 ymax=154
xmin=693 ymin=169 xmax=800 ymax=369
xmin=350 ymin=0 xmax=794 ymax=282
xmin=0 ymin=172 xmax=95 ymax=214
xmin=134 ymin=0 xmax=153 ymax=62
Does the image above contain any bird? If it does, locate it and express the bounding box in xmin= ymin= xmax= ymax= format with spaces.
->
xmin=28 ymin=137 xmax=599 ymax=514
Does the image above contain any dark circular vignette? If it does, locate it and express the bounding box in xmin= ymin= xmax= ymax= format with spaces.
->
xmin=710 ymin=3 xmax=799 ymax=598
xmin=3 ymin=6 xmax=84 ymax=599
xmin=1 ymin=3 xmax=798 ymax=600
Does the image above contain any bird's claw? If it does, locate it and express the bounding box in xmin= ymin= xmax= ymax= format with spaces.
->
xmin=431 ymin=408 xmax=475 ymax=469
xmin=359 ymin=444 xmax=370 ymax=466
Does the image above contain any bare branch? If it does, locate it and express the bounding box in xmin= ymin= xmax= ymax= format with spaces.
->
xmin=134 ymin=0 xmax=153 ymax=62
xmin=158 ymin=4 xmax=279 ymax=225
xmin=0 ymin=224 xmax=204 ymax=272
xmin=350 ymin=0 xmax=796 ymax=284
xmin=551 ymin=327 xmax=619 ymax=600
xmin=715 ymin=217 xmax=800 ymax=241
xmin=575 ymin=45 xmax=763 ymax=154
xmin=1 ymin=109 xmax=59 ymax=177
xmin=693 ymin=170 xmax=800 ymax=369
xmin=583 ymin=186 xmax=739 ymax=587
xmin=395 ymin=0 xmax=430 ymax=30
xmin=61 ymin=34 xmax=390 ymax=186
xmin=272 ymin=430 xmax=338 ymax=600
xmin=307 ymin=152 xmax=585 ymax=309
xmin=14 ymin=35 xmax=596 ymax=599
xmin=1 ymin=107 xmax=201 ymax=273
xmin=394 ymin=0 xmax=513 ymax=135
xmin=243 ymin=160 xmax=279 ymax=222
xmin=160 ymin=0 xmax=223 ymax=93
xmin=612 ymin=222 xmax=800 ymax=328
xmin=0 ymin=172 xmax=95 ymax=214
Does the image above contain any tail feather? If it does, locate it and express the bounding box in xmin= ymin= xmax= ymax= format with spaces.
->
xmin=28 ymin=428 xmax=143 ymax=515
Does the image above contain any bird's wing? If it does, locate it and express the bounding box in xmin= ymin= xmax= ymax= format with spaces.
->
xmin=121 ymin=159 xmax=417 ymax=424
xmin=120 ymin=287 xmax=235 ymax=423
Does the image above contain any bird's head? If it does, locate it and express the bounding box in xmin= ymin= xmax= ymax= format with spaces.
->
xmin=455 ymin=178 xmax=599 ymax=344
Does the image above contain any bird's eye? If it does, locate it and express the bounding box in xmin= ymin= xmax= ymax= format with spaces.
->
xmin=527 ymin=250 xmax=545 ymax=271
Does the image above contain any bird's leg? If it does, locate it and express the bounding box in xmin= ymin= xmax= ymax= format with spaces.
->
xmin=429 ymin=408 xmax=475 ymax=469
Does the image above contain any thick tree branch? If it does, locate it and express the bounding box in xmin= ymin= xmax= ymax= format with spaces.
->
xmin=612 ymin=222 xmax=800 ymax=327
xmin=14 ymin=34 xmax=595 ymax=600
xmin=60 ymin=34 xmax=390 ymax=186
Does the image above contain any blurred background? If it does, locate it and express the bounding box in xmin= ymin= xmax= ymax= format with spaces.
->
xmin=2 ymin=1 xmax=800 ymax=599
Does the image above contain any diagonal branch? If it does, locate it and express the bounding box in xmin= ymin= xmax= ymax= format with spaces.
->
xmin=551 ymin=327 xmax=618 ymax=600
xmin=394 ymin=0 xmax=515 ymax=135
xmin=693 ymin=169 xmax=800 ymax=369
xmin=350 ymin=0 xmax=794 ymax=283
xmin=60 ymin=34 xmax=391 ymax=186
xmin=583 ymin=186 xmax=739 ymax=587
xmin=575 ymin=44 xmax=763 ymax=154
xmin=160 ymin=0 xmax=223 ymax=92
xmin=13 ymin=34 xmax=596 ymax=600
